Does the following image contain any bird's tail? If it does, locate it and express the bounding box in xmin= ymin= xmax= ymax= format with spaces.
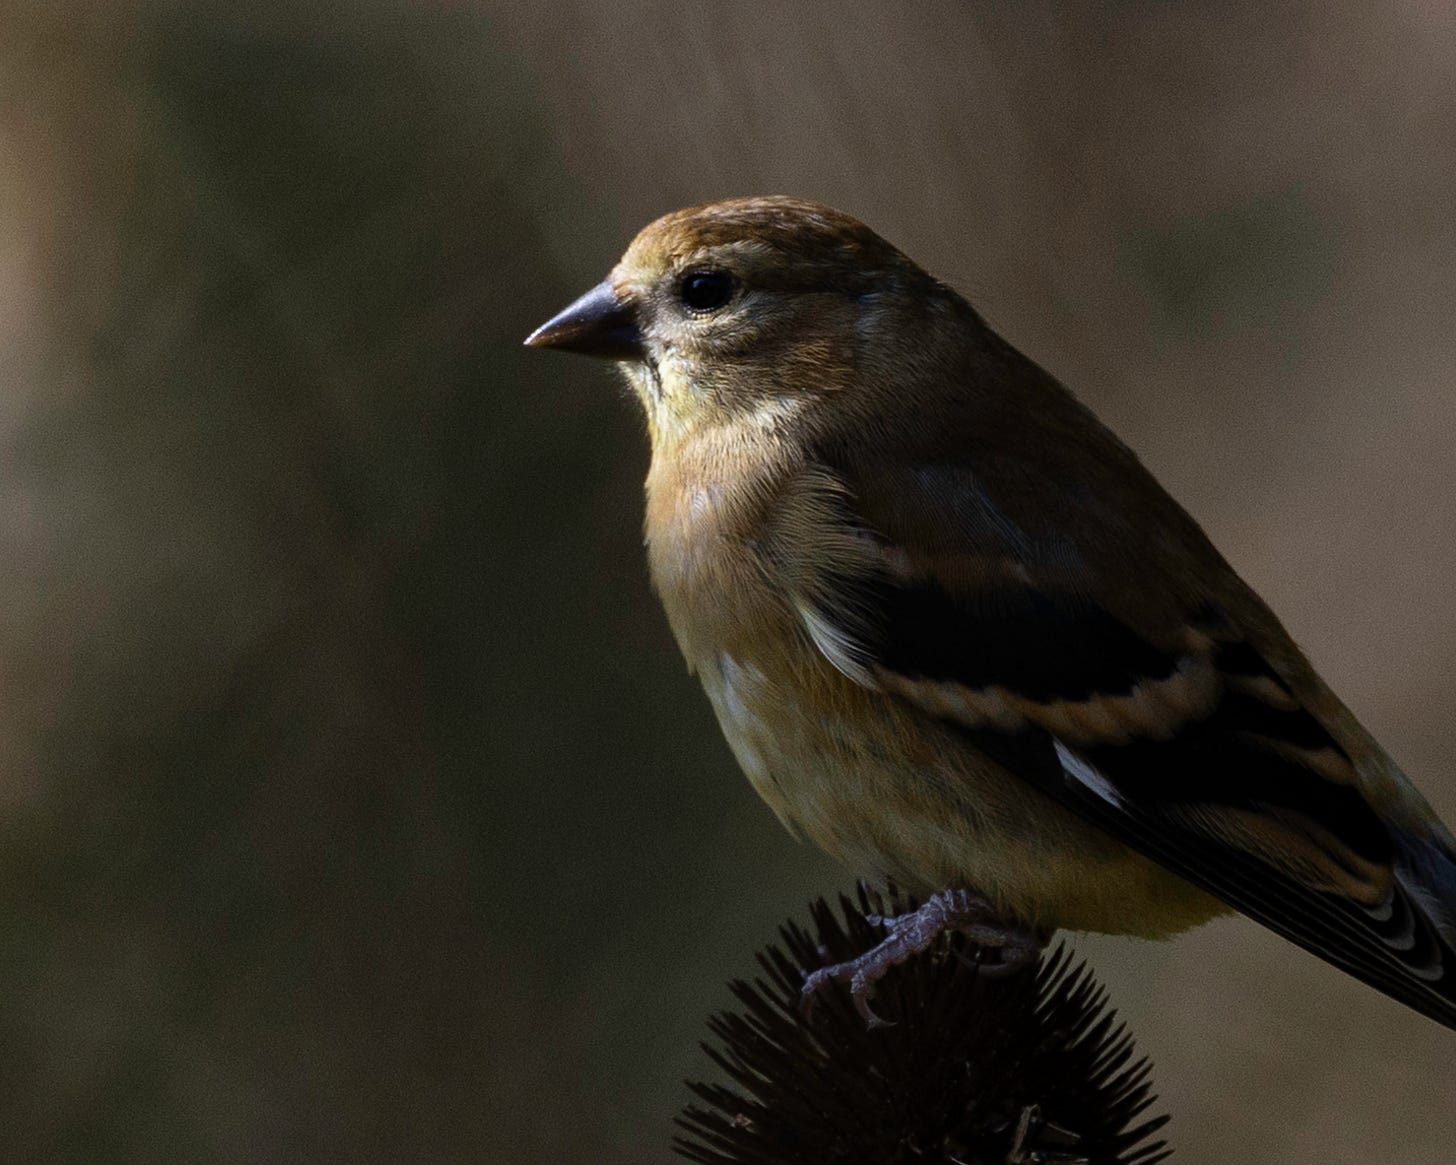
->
xmin=1395 ymin=829 xmax=1456 ymax=947
xmin=1330 ymin=825 xmax=1456 ymax=1029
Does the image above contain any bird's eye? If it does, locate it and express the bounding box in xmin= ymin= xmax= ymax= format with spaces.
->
xmin=678 ymin=270 xmax=736 ymax=313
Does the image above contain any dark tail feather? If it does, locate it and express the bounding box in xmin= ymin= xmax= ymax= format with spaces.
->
xmin=1395 ymin=830 xmax=1456 ymax=947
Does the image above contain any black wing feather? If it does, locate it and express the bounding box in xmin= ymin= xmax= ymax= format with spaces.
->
xmin=863 ymin=576 xmax=1179 ymax=701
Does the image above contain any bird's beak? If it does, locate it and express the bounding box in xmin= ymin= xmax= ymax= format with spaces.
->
xmin=524 ymin=279 xmax=644 ymax=361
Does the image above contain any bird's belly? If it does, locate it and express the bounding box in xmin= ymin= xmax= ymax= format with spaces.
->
xmin=701 ymin=648 xmax=1225 ymax=938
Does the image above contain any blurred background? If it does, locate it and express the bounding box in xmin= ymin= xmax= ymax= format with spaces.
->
xmin=2 ymin=2 xmax=1453 ymax=1160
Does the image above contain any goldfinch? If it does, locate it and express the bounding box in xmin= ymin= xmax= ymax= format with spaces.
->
xmin=526 ymin=196 xmax=1456 ymax=1030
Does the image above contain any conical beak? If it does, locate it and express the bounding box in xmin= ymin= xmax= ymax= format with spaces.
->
xmin=524 ymin=279 xmax=644 ymax=361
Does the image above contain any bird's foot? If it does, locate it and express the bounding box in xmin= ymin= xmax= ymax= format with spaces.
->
xmin=800 ymin=888 xmax=1045 ymax=1028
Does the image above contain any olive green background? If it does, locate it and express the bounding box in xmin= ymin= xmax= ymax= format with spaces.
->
xmin=2 ymin=3 xmax=1453 ymax=1161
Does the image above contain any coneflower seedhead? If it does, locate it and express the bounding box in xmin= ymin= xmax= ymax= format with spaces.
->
xmin=675 ymin=886 xmax=1170 ymax=1165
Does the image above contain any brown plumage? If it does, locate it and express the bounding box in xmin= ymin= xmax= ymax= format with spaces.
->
xmin=526 ymin=196 xmax=1456 ymax=1031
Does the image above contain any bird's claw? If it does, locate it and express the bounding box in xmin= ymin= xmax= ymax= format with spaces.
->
xmin=800 ymin=961 xmax=896 ymax=1027
xmin=799 ymin=890 xmax=1046 ymax=1027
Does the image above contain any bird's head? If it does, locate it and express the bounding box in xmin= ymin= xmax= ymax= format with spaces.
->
xmin=526 ymin=197 xmax=964 ymax=445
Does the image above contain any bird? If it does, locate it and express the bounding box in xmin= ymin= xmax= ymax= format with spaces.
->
xmin=524 ymin=195 xmax=1456 ymax=1030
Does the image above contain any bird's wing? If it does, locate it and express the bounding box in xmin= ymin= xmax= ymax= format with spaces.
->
xmin=775 ymin=453 xmax=1456 ymax=1030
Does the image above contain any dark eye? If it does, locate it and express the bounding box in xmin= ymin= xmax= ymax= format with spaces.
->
xmin=678 ymin=269 xmax=736 ymax=313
